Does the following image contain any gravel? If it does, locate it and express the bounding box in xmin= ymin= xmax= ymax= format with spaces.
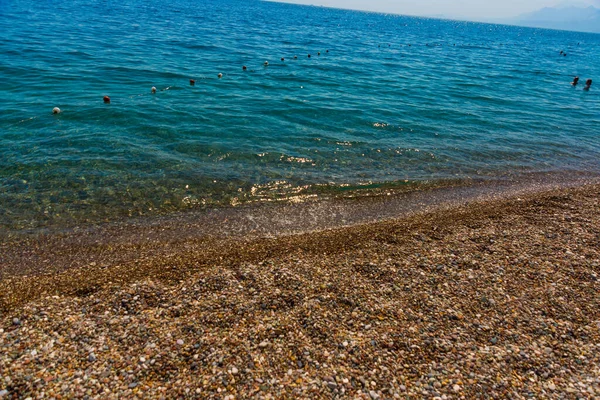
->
xmin=1 ymin=184 xmax=600 ymax=398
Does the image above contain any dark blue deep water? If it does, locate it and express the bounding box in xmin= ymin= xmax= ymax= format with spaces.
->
xmin=1 ymin=0 xmax=599 ymax=231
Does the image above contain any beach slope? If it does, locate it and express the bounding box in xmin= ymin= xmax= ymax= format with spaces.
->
xmin=1 ymin=184 xmax=599 ymax=398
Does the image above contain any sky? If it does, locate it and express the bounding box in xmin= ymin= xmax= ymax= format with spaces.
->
xmin=273 ymin=0 xmax=600 ymax=20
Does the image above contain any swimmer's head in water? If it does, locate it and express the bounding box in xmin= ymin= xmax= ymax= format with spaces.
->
xmin=190 ymin=79 xmax=195 ymax=86
xmin=586 ymin=79 xmax=593 ymax=86
xmin=151 ymin=87 xmax=157 ymax=93
xmin=218 ymin=73 xmax=223 ymax=78
xmin=53 ymin=107 xmax=61 ymax=114
xmin=242 ymin=65 xmax=247 ymax=70
xmin=281 ymin=57 xmax=284 ymax=61
xmin=264 ymin=61 xmax=269 ymax=66
xmin=103 ymin=96 xmax=110 ymax=104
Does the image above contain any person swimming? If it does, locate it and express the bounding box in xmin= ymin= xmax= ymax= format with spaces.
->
xmin=584 ymin=79 xmax=592 ymax=91
xmin=571 ymin=76 xmax=579 ymax=86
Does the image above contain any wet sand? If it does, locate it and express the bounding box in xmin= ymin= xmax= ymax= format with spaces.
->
xmin=1 ymin=180 xmax=600 ymax=398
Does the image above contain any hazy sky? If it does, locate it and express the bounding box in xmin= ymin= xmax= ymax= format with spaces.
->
xmin=274 ymin=0 xmax=600 ymax=20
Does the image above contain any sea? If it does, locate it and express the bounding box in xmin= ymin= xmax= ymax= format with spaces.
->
xmin=1 ymin=0 xmax=599 ymax=234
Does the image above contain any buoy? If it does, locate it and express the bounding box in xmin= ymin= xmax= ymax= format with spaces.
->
xmin=151 ymin=87 xmax=156 ymax=94
xmin=264 ymin=61 xmax=269 ymax=66
xmin=103 ymin=96 xmax=110 ymax=104
xmin=242 ymin=65 xmax=247 ymax=70
xmin=190 ymin=79 xmax=195 ymax=86
xmin=52 ymin=107 xmax=61 ymax=114
xmin=218 ymin=73 xmax=223 ymax=78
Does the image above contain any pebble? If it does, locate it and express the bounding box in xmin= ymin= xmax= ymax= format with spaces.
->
xmin=0 ymin=185 xmax=599 ymax=399
xmin=12 ymin=318 xmax=20 ymax=325
xmin=88 ymin=353 xmax=96 ymax=362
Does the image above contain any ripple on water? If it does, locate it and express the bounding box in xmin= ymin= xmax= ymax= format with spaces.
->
xmin=0 ymin=0 xmax=599 ymax=232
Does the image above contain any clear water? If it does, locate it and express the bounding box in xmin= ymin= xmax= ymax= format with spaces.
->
xmin=1 ymin=0 xmax=599 ymax=231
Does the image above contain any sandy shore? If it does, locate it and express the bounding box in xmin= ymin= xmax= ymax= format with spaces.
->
xmin=1 ymin=183 xmax=600 ymax=399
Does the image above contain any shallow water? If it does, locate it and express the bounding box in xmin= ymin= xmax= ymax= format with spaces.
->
xmin=1 ymin=0 xmax=599 ymax=232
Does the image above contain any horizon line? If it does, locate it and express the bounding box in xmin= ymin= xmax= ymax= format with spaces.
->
xmin=263 ymin=0 xmax=600 ymax=35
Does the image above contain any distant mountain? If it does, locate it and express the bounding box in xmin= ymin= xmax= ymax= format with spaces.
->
xmin=506 ymin=5 xmax=600 ymax=33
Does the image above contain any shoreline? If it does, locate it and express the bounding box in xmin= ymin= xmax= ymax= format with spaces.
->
xmin=1 ymin=179 xmax=600 ymax=398
xmin=2 ymin=170 xmax=600 ymax=280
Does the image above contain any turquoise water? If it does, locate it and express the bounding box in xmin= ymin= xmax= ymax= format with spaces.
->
xmin=1 ymin=0 xmax=599 ymax=231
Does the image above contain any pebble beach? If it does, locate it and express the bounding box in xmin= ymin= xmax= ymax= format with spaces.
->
xmin=1 ymin=183 xmax=600 ymax=399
